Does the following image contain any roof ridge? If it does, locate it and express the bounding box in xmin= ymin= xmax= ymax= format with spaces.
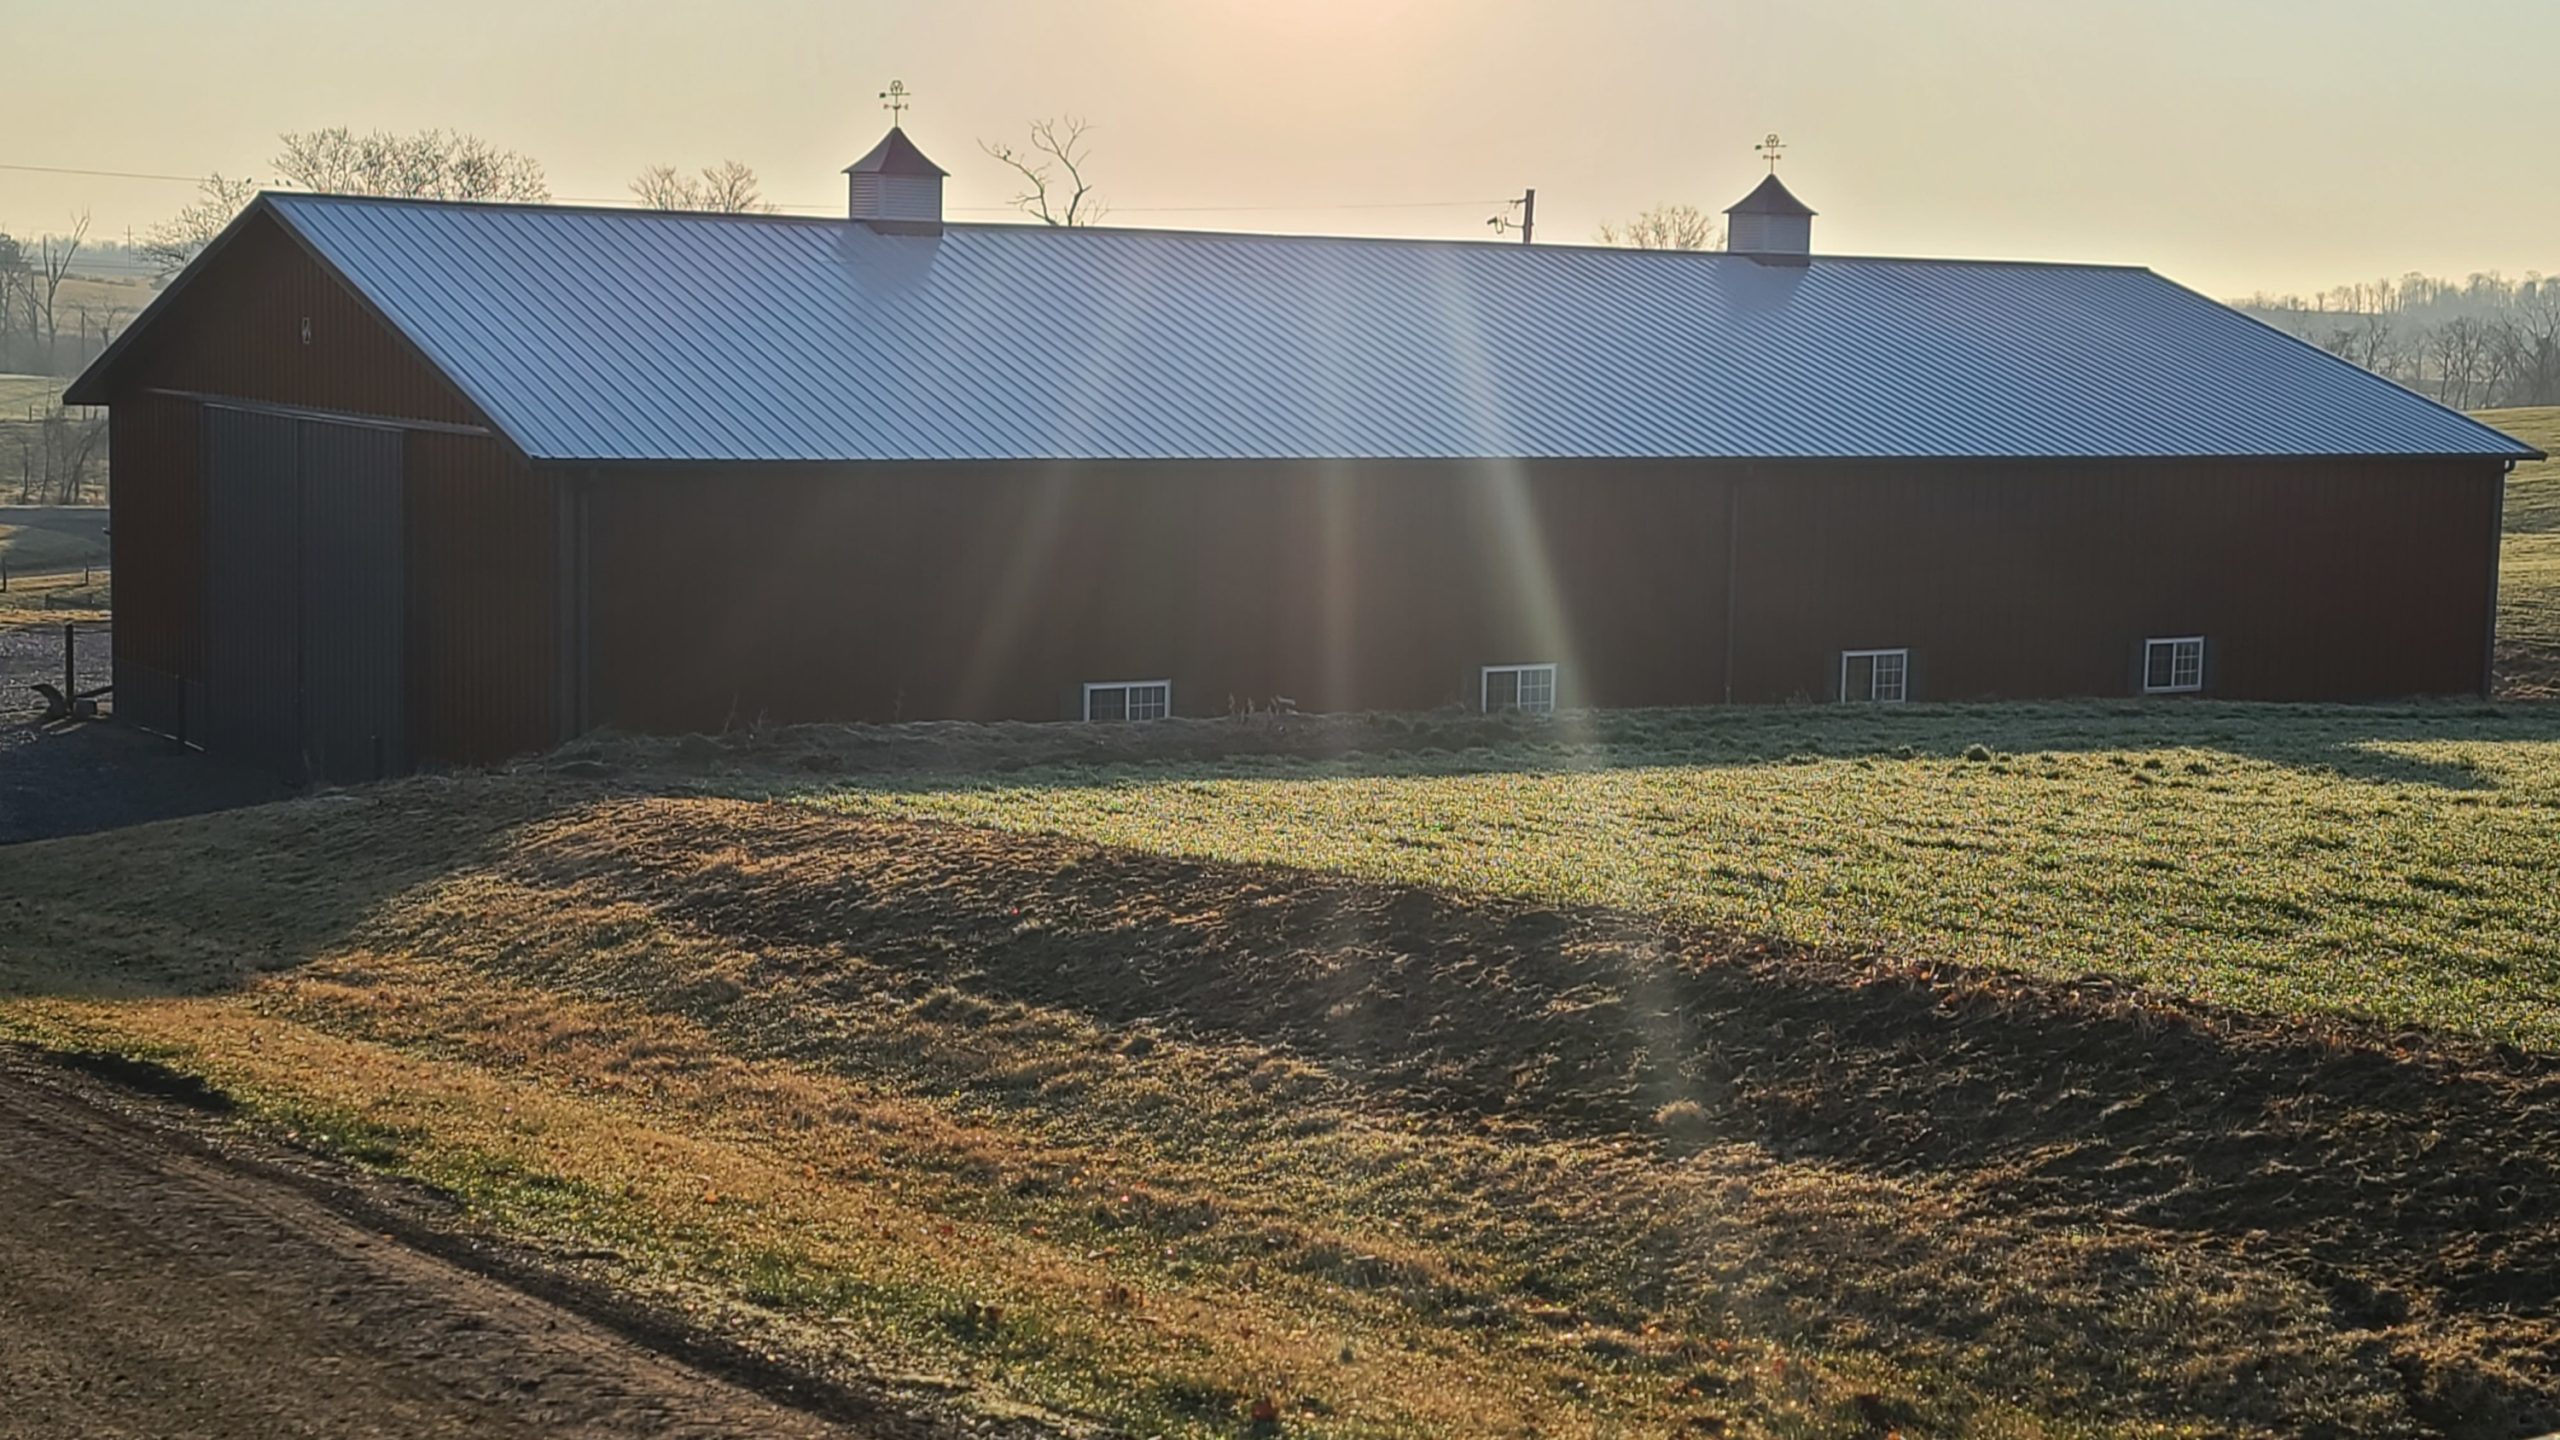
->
xmin=262 ymin=192 xmax=2154 ymax=272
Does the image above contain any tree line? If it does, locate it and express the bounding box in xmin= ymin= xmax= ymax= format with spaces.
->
xmin=0 ymin=214 xmax=117 ymax=378
xmin=2238 ymin=272 xmax=2560 ymax=410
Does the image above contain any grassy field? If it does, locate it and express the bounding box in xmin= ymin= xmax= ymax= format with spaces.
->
xmin=2482 ymin=407 xmax=2560 ymax=696
xmin=818 ymin=703 xmax=2560 ymax=1049
xmin=3 ymin=706 xmax=2559 ymax=1436
xmin=0 ymin=374 xmax=110 ymax=506
xmin=0 ymin=373 xmax=66 ymax=416
xmin=0 ymin=570 xmax=110 ymax=623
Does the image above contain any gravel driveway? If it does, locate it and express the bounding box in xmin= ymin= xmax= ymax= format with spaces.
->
xmin=2 ymin=623 xmax=287 ymax=844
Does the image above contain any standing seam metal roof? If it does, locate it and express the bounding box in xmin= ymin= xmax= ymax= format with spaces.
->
xmin=167 ymin=193 xmax=2558 ymax=464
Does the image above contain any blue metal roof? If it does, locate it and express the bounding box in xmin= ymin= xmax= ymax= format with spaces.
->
xmin=257 ymin=192 xmax=2537 ymax=465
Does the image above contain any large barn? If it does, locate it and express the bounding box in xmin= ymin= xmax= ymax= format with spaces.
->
xmin=69 ymin=125 xmax=2544 ymax=781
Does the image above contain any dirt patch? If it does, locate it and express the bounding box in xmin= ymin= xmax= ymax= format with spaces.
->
xmin=0 ymin=1054 xmax=889 ymax=1440
xmin=515 ymin=799 xmax=2560 ymax=1437
xmin=0 ymin=1046 xmax=1116 ymax=1440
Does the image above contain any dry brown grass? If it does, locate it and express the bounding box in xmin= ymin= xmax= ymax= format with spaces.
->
xmin=0 ymin=566 xmax=110 ymax=622
xmin=5 ymin=770 xmax=2556 ymax=1437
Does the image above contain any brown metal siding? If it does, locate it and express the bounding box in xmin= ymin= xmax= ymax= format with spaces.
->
xmin=106 ymin=391 xmax=205 ymax=738
xmin=588 ymin=456 xmax=2496 ymax=729
xmin=1727 ymin=459 xmax=2502 ymax=703
xmin=405 ymin=433 xmax=560 ymax=764
xmin=113 ymin=211 xmax=482 ymax=427
xmin=586 ymin=460 xmax=1731 ymax=729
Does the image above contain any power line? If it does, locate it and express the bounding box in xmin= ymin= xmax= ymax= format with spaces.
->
xmin=0 ymin=161 xmax=227 ymax=184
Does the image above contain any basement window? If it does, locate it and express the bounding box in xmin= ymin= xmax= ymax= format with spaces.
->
xmin=1083 ymin=680 xmax=1171 ymax=722
xmin=1481 ymin=663 xmax=1558 ymax=714
xmin=1840 ymin=648 xmax=1909 ymax=704
xmin=2144 ymin=637 xmax=2206 ymax=694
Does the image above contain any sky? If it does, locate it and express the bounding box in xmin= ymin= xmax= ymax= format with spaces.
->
xmin=5 ymin=0 xmax=2554 ymax=298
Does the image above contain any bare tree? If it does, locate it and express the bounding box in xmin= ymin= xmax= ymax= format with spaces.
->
xmin=274 ymin=127 xmax=548 ymax=202
xmin=141 ymin=130 xmax=547 ymax=281
xmin=630 ymin=159 xmax=773 ymax=213
xmin=0 ymin=232 xmax=26 ymax=367
xmin=70 ymin=301 xmax=134 ymax=373
xmin=2512 ymin=289 xmax=2560 ymax=407
xmin=45 ymin=408 xmax=107 ymax=504
xmin=1596 ymin=203 xmax=1722 ymax=251
xmin=33 ymin=214 xmax=90 ymax=370
xmin=141 ymin=174 xmax=260 ymax=280
xmin=695 ymin=159 xmax=766 ymax=213
xmin=2424 ymin=315 xmax=2494 ymax=408
xmin=2322 ymin=313 xmax=2399 ymax=377
xmin=2478 ymin=317 xmax=2523 ymax=406
xmin=629 ymin=165 xmax=692 ymax=210
xmin=980 ymin=118 xmax=1103 ymax=226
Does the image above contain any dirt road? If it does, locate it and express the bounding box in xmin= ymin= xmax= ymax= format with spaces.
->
xmin=0 ymin=1060 xmax=862 ymax=1439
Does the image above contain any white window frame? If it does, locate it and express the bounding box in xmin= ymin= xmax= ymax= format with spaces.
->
xmin=2142 ymin=636 xmax=2206 ymax=695
xmin=1081 ymin=679 xmax=1172 ymax=722
xmin=1480 ymin=663 xmax=1558 ymax=714
xmin=1839 ymin=648 xmax=1909 ymax=704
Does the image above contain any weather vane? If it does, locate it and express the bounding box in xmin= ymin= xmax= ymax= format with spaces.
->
xmin=1757 ymin=132 xmax=1786 ymax=173
xmin=880 ymin=79 xmax=912 ymax=124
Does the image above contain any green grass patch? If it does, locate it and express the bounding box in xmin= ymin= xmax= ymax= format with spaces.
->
xmin=813 ymin=701 xmax=2560 ymax=1048
xmin=0 ymin=374 xmax=65 ymax=415
xmin=2479 ymin=406 xmax=2560 ymax=535
xmin=2482 ymin=408 xmax=2560 ymax=695
xmin=4 ymin=755 xmax=2551 ymax=1434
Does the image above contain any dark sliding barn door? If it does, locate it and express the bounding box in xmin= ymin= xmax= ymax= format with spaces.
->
xmin=200 ymin=406 xmax=408 ymax=784
xmin=297 ymin=421 xmax=407 ymax=782
xmin=202 ymin=408 xmax=304 ymax=776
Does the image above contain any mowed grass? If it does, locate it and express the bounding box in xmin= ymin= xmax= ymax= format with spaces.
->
xmin=0 ymin=571 xmax=110 ymax=623
xmin=814 ymin=702 xmax=2560 ymax=1049
xmin=2482 ymin=406 xmax=2560 ymax=696
xmin=0 ymin=373 xmax=65 ymax=415
xmin=8 ymin=766 xmax=2558 ymax=1437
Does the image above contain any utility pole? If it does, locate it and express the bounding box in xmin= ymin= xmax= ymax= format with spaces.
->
xmin=1489 ymin=188 xmax=1536 ymax=244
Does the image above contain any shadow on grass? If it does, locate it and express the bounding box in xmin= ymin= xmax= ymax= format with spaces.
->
xmin=513 ymin=799 xmax=2560 ymax=1435
xmin=0 ymin=770 xmax=598 ymax=1004
xmin=0 ymin=721 xmax=292 ymax=846
xmin=7 ymin=740 xmax=2560 ymax=1434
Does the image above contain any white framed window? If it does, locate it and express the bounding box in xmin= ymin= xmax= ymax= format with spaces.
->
xmin=2143 ymin=636 xmax=2205 ymax=694
xmin=1840 ymin=648 xmax=1909 ymax=703
xmin=1481 ymin=663 xmax=1557 ymax=714
xmin=1082 ymin=680 xmax=1171 ymax=722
